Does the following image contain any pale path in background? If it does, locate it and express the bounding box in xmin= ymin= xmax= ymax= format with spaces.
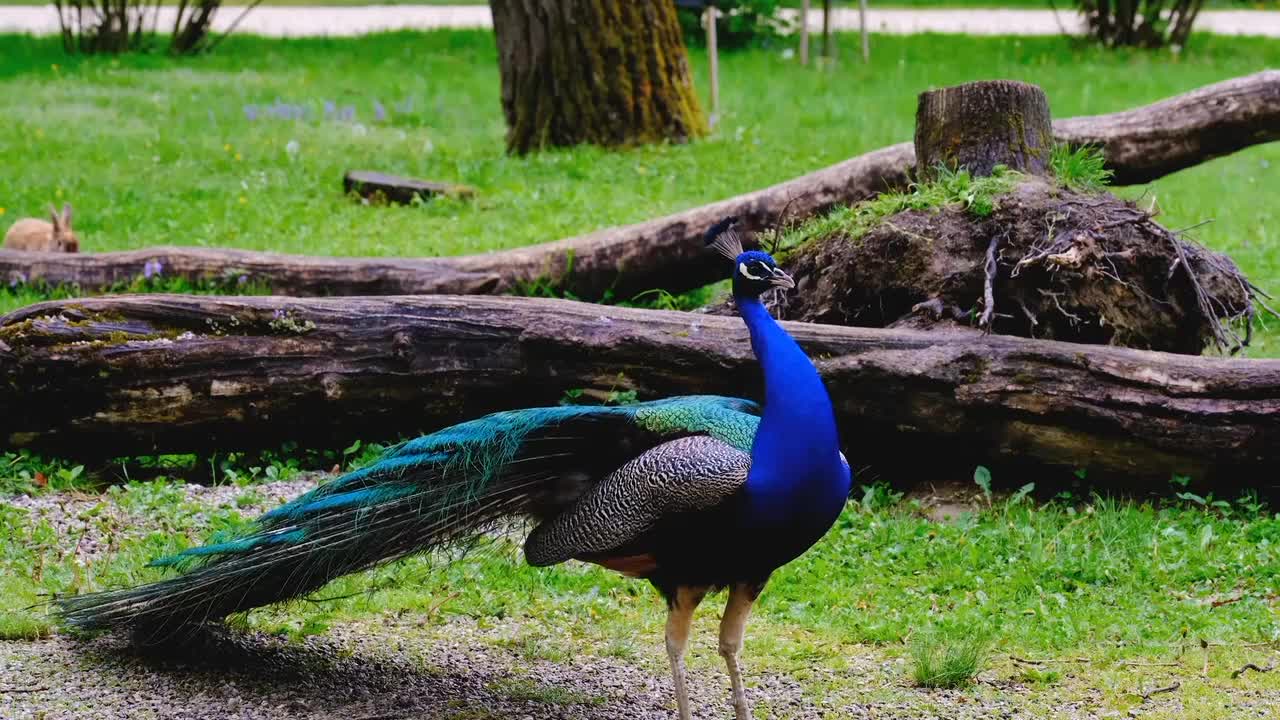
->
xmin=4 ymin=5 xmax=1280 ymax=37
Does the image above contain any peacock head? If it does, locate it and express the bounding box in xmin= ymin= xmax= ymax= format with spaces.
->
xmin=703 ymin=216 xmax=795 ymax=298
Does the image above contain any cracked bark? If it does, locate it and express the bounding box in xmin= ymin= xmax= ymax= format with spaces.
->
xmin=2 ymin=294 xmax=1277 ymax=483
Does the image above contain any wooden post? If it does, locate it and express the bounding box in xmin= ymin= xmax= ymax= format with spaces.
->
xmin=859 ymin=0 xmax=869 ymax=63
xmin=707 ymin=3 xmax=719 ymax=128
xmin=822 ymin=0 xmax=833 ymax=63
xmin=914 ymin=80 xmax=1054 ymax=180
xmin=799 ymin=0 xmax=810 ymax=65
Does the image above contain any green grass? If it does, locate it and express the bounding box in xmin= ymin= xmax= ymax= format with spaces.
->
xmin=0 ymin=274 xmax=272 ymax=315
xmin=768 ymin=145 xmax=1111 ymax=259
xmin=1051 ymin=142 xmax=1114 ymax=192
xmin=3 ymin=474 xmax=1279 ymax=711
xmin=768 ymin=163 xmax=1022 ymax=255
xmin=2 ymin=31 xmax=1278 ymax=353
xmin=911 ymin=624 xmax=991 ymax=688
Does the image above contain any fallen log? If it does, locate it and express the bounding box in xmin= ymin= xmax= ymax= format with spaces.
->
xmin=0 ymin=145 xmax=913 ymax=302
xmin=342 ymin=170 xmax=477 ymax=205
xmin=1054 ymin=70 xmax=1280 ymax=185
xmin=2 ymin=294 xmax=1277 ymax=483
xmin=2 ymin=71 xmax=1276 ymax=301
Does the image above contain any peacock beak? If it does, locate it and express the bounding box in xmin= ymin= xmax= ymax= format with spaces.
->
xmin=768 ymin=268 xmax=796 ymax=290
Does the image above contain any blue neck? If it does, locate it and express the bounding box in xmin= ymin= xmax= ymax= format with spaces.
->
xmin=736 ymin=295 xmax=846 ymax=509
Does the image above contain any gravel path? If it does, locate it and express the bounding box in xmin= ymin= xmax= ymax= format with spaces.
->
xmin=0 ymin=618 xmax=846 ymax=720
xmin=4 ymin=5 xmax=1280 ymax=38
xmin=2 ymin=612 xmax=1227 ymax=720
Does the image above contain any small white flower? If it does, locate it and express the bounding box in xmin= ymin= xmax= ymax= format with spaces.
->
xmin=285 ymin=139 xmax=300 ymax=157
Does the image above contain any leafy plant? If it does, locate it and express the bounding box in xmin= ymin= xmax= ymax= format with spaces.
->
xmin=1071 ymin=0 xmax=1205 ymax=49
xmin=676 ymin=0 xmax=795 ymax=50
xmin=859 ymin=481 xmax=904 ymax=513
xmin=974 ymin=465 xmax=993 ymax=504
xmin=624 ymin=286 xmax=724 ymax=312
xmin=0 ymin=451 xmax=97 ymax=495
xmin=1008 ymin=482 xmax=1036 ymax=506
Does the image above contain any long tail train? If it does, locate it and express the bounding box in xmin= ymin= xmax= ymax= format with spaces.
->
xmin=54 ymin=396 xmax=761 ymax=635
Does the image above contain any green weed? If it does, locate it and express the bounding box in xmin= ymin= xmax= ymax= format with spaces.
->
xmin=1017 ymin=665 xmax=1062 ymax=686
xmin=911 ymin=624 xmax=991 ymax=688
xmin=1051 ymin=143 xmax=1114 ymax=192
xmin=0 ymin=451 xmax=98 ymax=494
xmin=768 ymin=164 xmax=1021 ymax=255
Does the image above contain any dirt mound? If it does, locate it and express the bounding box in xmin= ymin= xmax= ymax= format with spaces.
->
xmin=711 ymin=177 xmax=1263 ymax=356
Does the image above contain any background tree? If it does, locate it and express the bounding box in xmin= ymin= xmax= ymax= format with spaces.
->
xmin=1072 ymin=0 xmax=1204 ymax=48
xmin=490 ymin=0 xmax=707 ymax=156
xmin=675 ymin=0 xmax=791 ymax=50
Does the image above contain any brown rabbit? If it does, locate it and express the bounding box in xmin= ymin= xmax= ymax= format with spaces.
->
xmin=3 ymin=203 xmax=79 ymax=252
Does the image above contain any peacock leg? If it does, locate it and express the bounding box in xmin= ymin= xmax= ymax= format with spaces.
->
xmin=665 ymin=584 xmax=709 ymax=720
xmin=718 ymin=581 xmax=765 ymax=720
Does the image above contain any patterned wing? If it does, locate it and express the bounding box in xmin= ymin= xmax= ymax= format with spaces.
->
xmin=523 ymin=435 xmax=750 ymax=567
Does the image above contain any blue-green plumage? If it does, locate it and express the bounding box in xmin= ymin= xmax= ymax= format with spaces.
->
xmin=55 ymin=395 xmax=774 ymax=631
xmin=55 ymin=218 xmax=851 ymax=720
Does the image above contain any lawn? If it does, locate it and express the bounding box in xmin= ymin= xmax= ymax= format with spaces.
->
xmin=2 ymin=28 xmax=1280 ymax=717
xmin=2 ymin=468 xmax=1279 ymax=717
xmin=2 ymin=30 xmax=1278 ymax=355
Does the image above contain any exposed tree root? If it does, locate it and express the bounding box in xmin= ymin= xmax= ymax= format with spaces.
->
xmin=739 ymin=177 xmax=1267 ymax=356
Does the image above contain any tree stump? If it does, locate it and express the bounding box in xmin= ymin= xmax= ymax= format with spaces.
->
xmin=712 ymin=79 xmax=1267 ymax=356
xmin=489 ymin=0 xmax=706 ymax=156
xmin=914 ymin=80 xmax=1054 ymax=180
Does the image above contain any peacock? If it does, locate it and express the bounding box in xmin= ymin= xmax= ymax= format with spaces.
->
xmin=54 ymin=218 xmax=853 ymax=720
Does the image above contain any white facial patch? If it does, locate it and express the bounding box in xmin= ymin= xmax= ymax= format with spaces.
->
xmin=739 ymin=261 xmax=765 ymax=281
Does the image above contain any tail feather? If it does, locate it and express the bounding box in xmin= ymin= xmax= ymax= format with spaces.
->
xmin=54 ymin=396 xmax=760 ymax=635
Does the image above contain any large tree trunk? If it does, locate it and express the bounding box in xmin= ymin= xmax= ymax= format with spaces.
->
xmin=489 ymin=0 xmax=706 ymax=155
xmin=3 ymin=295 xmax=1277 ymax=485
xmin=1 ymin=72 xmax=1275 ymax=302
